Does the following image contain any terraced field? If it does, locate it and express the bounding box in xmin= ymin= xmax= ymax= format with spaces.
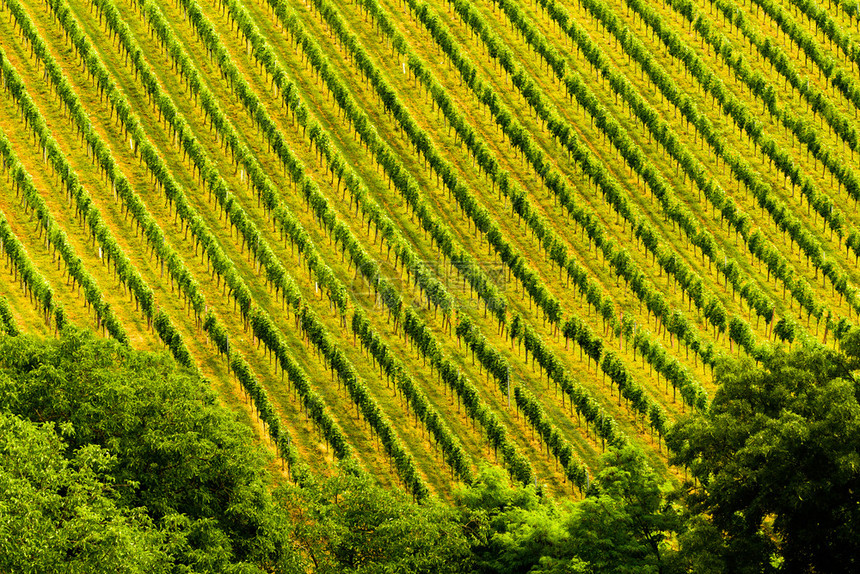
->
xmin=1 ymin=0 xmax=858 ymax=498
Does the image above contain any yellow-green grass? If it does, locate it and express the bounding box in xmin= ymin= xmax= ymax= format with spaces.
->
xmin=415 ymin=0 xmax=827 ymax=331
xmin=160 ymin=0 xmax=595 ymax=493
xmin=601 ymin=0 xmax=860 ymax=280
xmin=413 ymin=0 xmax=854 ymax=334
xmin=141 ymin=0 xmax=724 ymax=486
xmin=2 ymin=0 xmax=346 ymax=479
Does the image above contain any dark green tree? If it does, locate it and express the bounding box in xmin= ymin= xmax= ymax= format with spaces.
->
xmin=455 ymin=465 xmax=568 ymax=574
xmin=668 ymin=338 xmax=860 ymax=573
xmin=0 ymin=411 xmax=168 ymax=573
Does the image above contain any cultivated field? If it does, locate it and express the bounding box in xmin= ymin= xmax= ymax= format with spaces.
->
xmin=1 ymin=0 xmax=858 ymax=498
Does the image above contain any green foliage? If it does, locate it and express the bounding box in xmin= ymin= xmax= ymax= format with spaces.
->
xmin=565 ymin=448 xmax=680 ymax=574
xmin=668 ymin=339 xmax=860 ymax=572
xmin=455 ymin=466 xmax=568 ymax=574
xmin=0 ymin=411 xmax=167 ymax=573
xmin=282 ymin=462 xmax=471 ymax=574
xmin=0 ymin=331 xmax=300 ymax=572
xmin=457 ymin=450 xmax=678 ymax=574
xmin=0 ymin=296 xmax=18 ymax=336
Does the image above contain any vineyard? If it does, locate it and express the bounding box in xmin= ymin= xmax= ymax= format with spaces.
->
xmin=0 ymin=0 xmax=858 ymax=498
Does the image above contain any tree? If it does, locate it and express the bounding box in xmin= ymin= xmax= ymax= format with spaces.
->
xmin=282 ymin=461 xmax=471 ymax=573
xmin=0 ymin=330 xmax=301 ymax=572
xmin=667 ymin=338 xmax=860 ymax=573
xmin=0 ymin=411 xmax=168 ymax=573
xmin=454 ymin=465 xmax=567 ymax=574
xmin=563 ymin=447 xmax=679 ymax=574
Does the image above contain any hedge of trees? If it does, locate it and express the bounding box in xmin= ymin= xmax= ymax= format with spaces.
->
xmin=0 ymin=296 xmax=18 ymax=336
xmin=352 ymin=309 xmax=473 ymax=482
xmin=513 ymin=385 xmax=590 ymax=494
xmin=402 ymin=307 xmax=535 ymax=485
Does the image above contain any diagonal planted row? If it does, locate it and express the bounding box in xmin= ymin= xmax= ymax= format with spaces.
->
xmin=0 ymin=207 xmax=54 ymax=323
xmin=710 ymin=0 xmax=859 ymax=163
xmin=351 ymin=0 xmax=734 ymax=396
xmin=151 ymin=0 xmax=542 ymax=485
xmin=484 ymin=0 xmax=827 ymax=332
xmin=204 ymin=0 xmax=511 ymax=323
xmin=495 ymin=0 xmax=837 ymax=347
xmin=102 ymin=0 xmax=494 ymax=486
xmin=362 ymin=1 xmax=773 ymax=364
xmin=556 ymin=0 xmax=858 ymax=331
xmin=239 ymin=0 xmax=668 ymax=454
xmin=750 ymin=0 xmax=860 ymax=113
xmin=291 ymin=0 xmax=720 ymax=424
xmin=320 ymin=0 xmax=715 ymax=397
xmin=2 ymin=0 xmax=331 ymax=469
xmin=514 ymin=384 xmax=590 ymax=492
xmin=0 ymin=295 xmax=18 ymax=335
xmin=45 ymin=0 xmax=432 ymax=497
xmin=431 ymin=0 xmax=787 ymax=354
xmin=396 ymin=0 xmax=743 ymax=349
xmin=11 ymin=0 xmax=364 ymax=471
xmin=614 ymin=0 xmax=860 ymax=290
xmin=0 ymin=122 xmax=128 ymax=344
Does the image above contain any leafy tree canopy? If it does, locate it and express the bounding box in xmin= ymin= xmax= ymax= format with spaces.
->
xmin=281 ymin=460 xmax=472 ymax=574
xmin=0 ymin=330 xmax=300 ymax=573
xmin=0 ymin=410 xmax=165 ymax=573
xmin=455 ymin=449 xmax=679 ymax=574
xmin=667 ymin=337 xmax=860 ymax=573
xmin=5 ymin=329 xmax=859 ymax=573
